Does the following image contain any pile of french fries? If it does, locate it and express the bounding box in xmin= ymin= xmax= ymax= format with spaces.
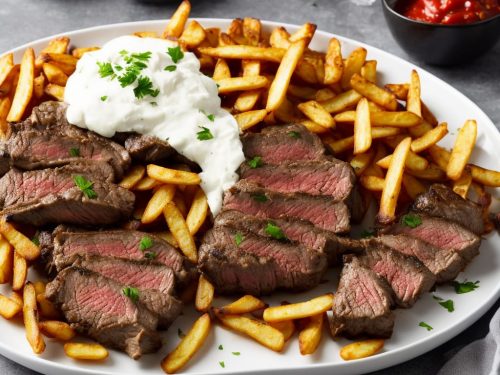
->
xmin=1 ymin=0 xmax=499 ymax=372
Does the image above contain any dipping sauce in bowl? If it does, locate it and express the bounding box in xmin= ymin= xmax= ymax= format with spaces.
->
xmin=396 ymin=0 xmax=500 ymax=25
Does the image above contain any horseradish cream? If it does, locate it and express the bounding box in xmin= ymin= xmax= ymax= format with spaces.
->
xmin=64 ymin=36 xmax=245 ymax=215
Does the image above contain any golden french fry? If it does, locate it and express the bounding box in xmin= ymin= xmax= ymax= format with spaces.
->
xmin=33 ymin=74 xmax=45 ymax=99
xmin=243 ymin=17 xmax=261 ymax=46
xmin=215 ymin=312 xmax=284 ymax=352
xmin=263 ymin=294 xmax=334 ymax=323
xmin=269 ymin=320 xmax=295 ymax=341
xmin=212 ymin=59 xmax=231 ymax=80
xmin=173 ymin=193 xmax=188 ymax=218
xmin=179 ymin=20 xmax=206 ymax=48
xmin=163 ymin=0 xmax=191 ymax=38
xmin=377 ymin=150 xmax=428 ymax=171
xmin=195 ymin=275 xmax=214 ymax=312
xmin=218 ymin=32 xmax=237 ymax=46
xmin=42 ymin=62 xmax=68 ymax=86
xmin=350 ymin=74 xmax=397 ymax=111
xmin=407 ymin=163 xmax=447 ymax=181
xmin=119 ymin=165 xmax=146 ymax=189
xmin=227 ymin=18 xmax=246 ymax=44
xmin=350 ymin=149 xmax=375 ymax=176
xmin=334 ymin=110 xmax=421 ymax=127
xmin=162 ymin=313 xmax=211 ymax=373
xmin=37 ymin=294 xmax=61 ymax=320
xmin=64 ymin=342 xmax=108 ymax=361
xmin=407 ymin=70 xmax=421 ymax=117
xmin=0 ymin=235 xmax=12 ymax=284
xmin=453 ymin=166 xmax=472 ymax=199
xmin=23 ymin=283 xmax=45 ymax=354
xmin=299 ymin=119 xmax=329 ymax=134
xmin=33 ymin=281 xmax=46 ymax=297
xmin=378 ymin=137 xmax=411 ymax=224
xmin=270 ymin=27 xmax=291 ymax=49
xmin=315 ymin=88 xmax=336 ymax=102
xmin=447 ymin=120 xmax=477 ymax=180
xmin=428 ymin=145 xmax=450 ymax=171
xmin=10 ymin=291 xmax=23 ymax=306
xmin=234 ymin=109 xmax=268 ymax=131
xmin=341 ymin=47 xmax=367 ymax=90
xmin=12 ymin=252 xmax=27 ymax=291
xmin=216 ymin=76 xmax=268 ymax=94
xmin=297 ymin=100 xmax=335 ymax=129
xmin=469 ymin=165 xmax=500 ymax=187
xmin=340 ymin=339 xmax=384 ymax=360
xmin=319 ymin=89 xmax=362 ymax=114
xmin=164 ymin=202 xmax=197 ymax=263
xmin=199 ymin=45 xmax=285 ymax=63
xmin=402 ymin=174 xmax=427 ymax=200
xmin=385 ymin=83 xmax=409 ymax=99
xmin=325 ymin=127 xmax=402 ymax=155
xmin=39 ymin=321 xmax=76 ymax=341
xmin=234 ymin=60 xmax=261 ymax=112
xmin=72 ymin=47 xmax=100 ymax=58
xmin=411 ymin=122 xmax=448 ymax=153
xmin=142 ymin=184 xmax=176 ymax=224
xmin=148 ymin=164 xmax=200 ymax=185
xmin=324 ymin=38 xmax=343 ymax=84
xmin=44 ymin=84 xmax=65 ymax=101
xmin=134 ymin=175 xmax=161 ymax=191
xmin=154 ymin=231 xmax=179 ymax=248
xmin=186 ymin=187 xmax=208 ymax=235
xmin=360 ymin=175 xmax=385 ymax=191
xmin=294 ymin=59 xmax=317 ymax=84
xmin=354 ymin=98 xmax=372 ymax=155
xmin=219 ymin=295 xmax=267 ymax=315
xmin=39 ymin=53 xmax=77 ymax=75
xmin=0 ymin=220 xmax=40 ymax=261
xmin=422 ymin=101 xmax=438 ymax=126
xmin=0 ymin=294 xmax=22 ymax=319
xmin=0 ymin=97 xmax=11 ymax=137
xmin=0 ymin=54 xmax=14 ymax=87
xmin=266 ymin=39 xmax=306 ymax=111
xmin=289 ymin=22 xmax=316 ymax=43
xmin=7 ymin=48 xmax=34 ymax=122
xmin=408 ymin=120 xmax=433 ymax=137
xmin=361 ymin=60 xmax=377 ymax=83
xmin=299 ymin=313 xmax=324 ymax=355
xmin=35 ymin=37 xmax=70 ymax=68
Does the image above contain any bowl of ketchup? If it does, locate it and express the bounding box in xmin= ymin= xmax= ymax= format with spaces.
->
xmin=382 ymin=0 xmax=500 ymax=65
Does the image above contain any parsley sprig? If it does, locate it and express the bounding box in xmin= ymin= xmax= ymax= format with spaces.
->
xmin=419 ymin=321 xmax=433 ymax=331
xmin=73 ymin=175 xmax=97 ymax=199
xmin=433 ymin=295 xmax=454 ymax=312
xmin=234 ymin=232 xmax=244 ymax=246
xmin=134 ymin=76 xmax=160 ymax=99
xmin=453 ymin=280 xmax=480 ymax=294
xmin=247 ymin=156 xmax=263 ymax=169
xmin=265 ymin=222 xmax=287 ymax=241
xmin=69 ymin=147 xmax=80 ymax=157
xmin=167 ymin=46 xmax=184 ymax=63
xmin=401 ymin=214 xmax=422 ymax=228
xmin=197 ymin=127 xmax=214 ymax=141
xmin=122 ymin=286 xmax=139 ymax=303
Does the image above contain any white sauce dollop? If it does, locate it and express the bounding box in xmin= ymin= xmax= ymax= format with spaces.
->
xmin=64 ymin=36 xmax=245 ymax=215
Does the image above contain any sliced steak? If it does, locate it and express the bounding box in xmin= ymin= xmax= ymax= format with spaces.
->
xmin=373 ymin=234 xmax=464 ymax=283
xmin=123 ymin=133 xmax=175 ymax=162
xmin=223 ymin=180 xmax=351 ymax=233
xmin=412 ymin=184 xmax=484 ymax=234
xmin=45 ymin=267 xmax=162 ymax=359
xmin=355 ymin=242 xmax=436 ymax=307
xmin=239 ymin=159 xmax=355 ymax=201
xmin=215 ymin=210 xmax=356 ymax=265
xmin=386 ymin=214 xmax=481 ymax=263
xmin=330 ymin=256 xmax=395 ymax=339
xmin=241 ymin=124 xmax=326 ymax=164
xmin=199 ymin=226 xmax=328 ymax=295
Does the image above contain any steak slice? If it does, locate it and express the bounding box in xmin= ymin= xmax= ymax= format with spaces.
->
xmin=241 ymin=124 xmax=326 ymax=164
xmin=215 ymin=210 xmax=356 ymax=265
xmin=45 ymin=267 xmax=162 ymax=359
xmin=53 ymin=230 xmax=192 ymax=283
xmin=386 ymin=214 xmax=481 ymax=263
xmin=239 ymin=159 xmax=355 ymax=201
xmin=223 ymin=180 xmax=351 ymax=233
xmin=330 ymin=256 xmax=395 ymax=339
xmin=123 ymin=133 xmax=175 ymax=162
xmin=355 ymin=242 xmax=436 ymax=307
xmin=199 ymin=226 xmax=328 ymax=295
xmin=412 ymin=184 xmax=484 ymax=234
xmin=373 ymin=234 xmax=464 ymax=283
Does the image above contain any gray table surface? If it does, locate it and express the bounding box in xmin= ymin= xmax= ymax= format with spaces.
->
xmin=0 ymin=0 xmax=499 ymax=374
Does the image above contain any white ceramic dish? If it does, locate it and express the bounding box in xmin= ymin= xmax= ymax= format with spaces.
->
xmin=0 ymin=19 xmax=499 ymax=375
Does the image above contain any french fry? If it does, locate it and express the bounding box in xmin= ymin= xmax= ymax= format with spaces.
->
xmin=299 ymin=119 xmax=329 ymax=134
xmin=216 ymin=76 xmax=268 ymax=94
xmin=297 ymin=100 xmax=335 ymax=129
xmin=161 ymin=313 xmax=211 ymax=374
xmin=218 ymin=32 xmax=237 ymax=46
xmin=23 ymin=283 xmax=45 ymax=354
xmin=354 ymin=98 xmax=372 ymax=154
xmin=377 ymin=150 xmax=428 ymax=171
xmin=195 ymin=275 xmax=214 ymax=312
xmin=341 ymin=47 xmax=367 ymax=90
xmin=37 ymin=294 xmax=61 ymax=319
xmin=173 ymin=193 xmax=188 ymax=218
xmin=402 ymin=174 xmax=427 ymax=200
xmin=350 ymin=148 xmax=375 ymax=176
xmin=39 ymin=321 xmax=76 ymax=341
xmin=119 ymin=165 xmax=146 ymax=189
xmin=42 ymin=62 xmax=68 ymax=86
xmin=263 ymin=294 xmax=334 ymax=323
xmin=234 ymin=109 xmax=268 ymax=130
xmin=360 ymin=175 xmax=385 ymax=191
xmin=469 ymin=165 xmax=500 ymax=187
xmin=164 ymin=202 xmax=198 ymax=263
xmin=334 ymin=110 xmax=421 ymax=127
xmin=0 ymin=294 xmax=22 ymax=319
xmin=179 ymin=20 xmax=206 ymax=48
xmin=243 ymin=17 xmax=261 ymax=46
xmin=186 ymin=187 xmax=208 ymax=235
xmin=428 ymin=145 xmax=450 ymax=171
xmin=0 ymin=97 xmax=11 ymax=137
xmin=12 ymin=252 xmax=27 ymax=291
xmin=0 ymin=220 xmax=40 ymax=261
xmin=35 ymin=37 xmax=70 ymax=68
xmin=215 ymin=312 xmax=284 ymax=352
xmin=142 ymin=184 xmax=176 ymax=224
xmin=212 ymin=59 xmax=231 ymax=80
xmin=0 ymin=53 xmax=14 ymax=87
xmin=44 ymin=83 xmax=65 ymax=101
xmin=39 ymin=53 xmax=77 ymax=75
xmin=350 ymin=74 xmax=397 ymax=111
xmin=315 ymin=88 xmax=336 ymax=102
xmin=64 ymin=342 xmax=108 ymax=361
xmin=269 ymin=320 xmax=295 ymax=341
xmin=421 ymin=101 xmax=438 ymax=126
xmin=411 ymin=122 xmax=448 ymax=153
xmin=163 ymin=0 xmax=191 ymax=39
xmin=453 ymin=166 xmax=472 ymax=199
xmin=234 ymin=60 xmax=261 ymax=112
xmin=228 ymin=18 xmax=246 ymax=44
xmin=266 ymin=39 xmax=306 ymax=111
xmin=154 ymin=231 xmax=179 ymax=248
xmin=340 ymin=339 xmax=384 ymax=360
xmin=218 ymin=295 xmax=267 ymax=315
xmin=0 ymin=235 xmax=12 ymax=284
xmin=408 ymin=120 xmax=433 ymax=138
xmin=407 ymin=163 xmax=447 ymax=181
xmin=299 ymin=313 xmax=324 ymax=355
xmin=377 ymin=137 xmax=411 ymax=223
xmin=33 ymin=74 xmax=45 ymax=99
xmin=324 ymin=38 xmax=343 ymax=84
xmin=385 ymin=83 xmax=409 ymax=99
xmin=33 ymin=281 xmax=46 ymax=296
xmin=71 ymin=47 xmax=100 ymax=58
xmin=7 ymin=48 xmax=34 ymax=122
xmin=148 ymin=164 xmax=200 ymax=185
xmin=325 ymin=127 xmax=402 ymax=154
xmin=270 ymin=27 xmax=291 ymax=49
xmin=447 ymin=120 xmax=477 ymax=180
xmin=134 ymin=175 xmax=161 ymax=191
xmin=319 ymin=89 xmax=362 ymax=114
xmin=361 ymin=60 xmax=377 ymax=83
xmin=199 ymin=45 xmax=285 ymax=63
xmin=294 ymin=59 xmax=318 ymax=84
xmin=407 ymin=70 xmax=421 ymax=117
xmin=289 ymin=22 xmax=316 ymax=44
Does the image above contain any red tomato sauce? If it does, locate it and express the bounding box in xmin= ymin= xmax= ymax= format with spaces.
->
xmin=396 ymin=0 xmax=500 ymax=24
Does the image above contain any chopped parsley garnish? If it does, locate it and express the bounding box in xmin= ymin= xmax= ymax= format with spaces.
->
xmin=177 ymin=328 xmax=186 ymax=338
xmin=31 ymin=234 xmax=40 ymax=246
xmin=130 ymin=51 xmax=152 ymax=62
xmin=144 ymin=251 xmax=157 ymax=260
xmin=97 ymin=62 xmax=114 ymax=78
xmin=218 ymin=344 xmax=223 ymax=350
xmin=139 ymin=236 xmax=154 ymax=251
xmin=100 ymin=95 xmax=108 ymax=102
xmin=164 ymin=65 xmax=177 ymax=72
xmin=288 ymin=131 xmax=301 ymax=139
xmin=433 ymin=295 xmax=454 ymax=312
xmin=167 ymin=46 xmax=184 ymax=64
xmin=122 ymin=286 xmax=139 ymax=303
xmin=150 ymin=101 xmax=157 ymax=106
xmin=234 ymin=232 xmax=244 ymax=246
xmin=453 ymin=280 xmax=480 ymax=294
xmin=252 ymin=193 xmax=267 ymax=202
xmin=197 ymin=127 xmax=214 ymax=141
xmin=219 ymin=361 xmax=225 ymax=368
xmin=73 ymin=175 xmax=97 ymax=199
xmin=118 ymin=68 xmax=139 ymax=88
xmin=419 ymin=321 xmax=433 ymax=331
xmin=265 ymin=222 xmax=287 ymax=240
xmin=199 ymin=109 xmax=215 ymax=122
xmin=247 ymin=156 xmax=263 ymax=169
xmin=232 ymin=352 xmax=240 ymax=356
xmin=134 ymin=76 xmax=160 ymax=99
xmin=360 ymin=229 xmax=375 ymax=238
xmin=69 ymin=147 xmax=80 ymax=157
xmin=401 ymin=214 xmax=422 ymax=228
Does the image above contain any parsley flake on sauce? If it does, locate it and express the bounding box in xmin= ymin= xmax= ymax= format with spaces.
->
xmin=134 ymin=76 xmax=160 ymax=99
xmin=219 ymin=361 xmax=225 ymax=368
xmin=73 ymin=175 xmax=97 ymax=199
xmin=218 ymin=344 xmax=223 ymax=350
xmin=453 ymin=280 xmax=480 ymax=294
xmin=419 ymin=322 xmax=433 ymax=331
xmin=122 ymin=286 xmax=139 ymax=303
xmin=433 ymin=295 xmax=454 ymax=312
xmin=247 ymin=156 xmax=263 ymax=169
xmin=100 ymin=96 xmax=108 ymax=102
xmin=139 ymin=236 xmax=154 ymax=252
xmin=234 ymin=232 xmax=244 ymax=246
xmin=232 ymin=352 xmax=240 ymax=356
xmin=164 ymin=65 xmax=177 ymax=72
xmin=199 ymin=109 xmax=215 ymax=122
xmin=97 ymin=62 xmax=114 ymax=78
xmin=167 ymin=46 xmax=184 ymax=64
xmin=69 ymin=147 xmax=80 ymax=157
xmin=197 ymin=127 xmax=214 ymax=141
xmin=265 ymin=222 xmax=287 ymax=240
xmin=401 ymin=214 xmax=422 ymax=228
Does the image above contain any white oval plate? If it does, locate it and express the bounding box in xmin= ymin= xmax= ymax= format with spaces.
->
xmin=1 ymin=19 xmax=499 ymax=375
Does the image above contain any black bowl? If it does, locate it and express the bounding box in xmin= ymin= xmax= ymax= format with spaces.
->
xmin=382 ymin=0 xmax=500 ymax=66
